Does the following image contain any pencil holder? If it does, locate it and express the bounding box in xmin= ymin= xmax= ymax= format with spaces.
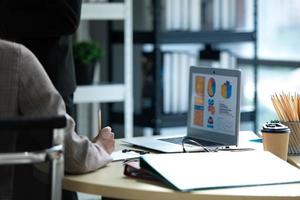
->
xmin=282 ymin=121 xmax=300 ymax=155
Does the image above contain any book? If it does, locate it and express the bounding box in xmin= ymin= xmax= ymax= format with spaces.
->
xmin=220 ymin=0 xmax=237 ymax=30
xmin=178 ymin=52 xmax=189 ymax=113
xmin=202 ymin=0 xmax=213 ymax=30
xmin=165 ymin=0 xmax=173 ymax=30
xmin=133 ymin=0 xmax=153 ymax=31
xmin=163 ymin=51 xmax=199 ymax=114
xmin=220 ymin=50 xmax=237 ymax=69
xmin=135 ymin=151 xmax=300 ymax=191
xmin=221 ymin=0 xmax=230 ymax=29
xmin=141 ymin=52 xmax=154 ymax=111
xmin=170 ymin=52 xmax=180 ymax=113
xmin=163 ymin=52 xmax=172 ymax=114
xmin=181 ymin=0 xmax=189 ymax=30
xmin=212 ymin=0 xmax=221 ymax=30
xmin=189 ymin=0 xmax=202 ymax=31
xmin=172 ymin=0 xmax=181 ymax=30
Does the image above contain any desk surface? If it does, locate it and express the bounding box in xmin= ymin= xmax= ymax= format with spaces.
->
xmin=63 ymin=131 xmax=300 ymax=200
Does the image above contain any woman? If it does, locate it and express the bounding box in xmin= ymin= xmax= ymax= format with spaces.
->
xmin=0 ymin=39 xmax=115 ymax=199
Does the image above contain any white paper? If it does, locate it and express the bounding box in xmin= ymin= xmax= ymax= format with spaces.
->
xmin=112 ymin=150 xmax=140 ymax=161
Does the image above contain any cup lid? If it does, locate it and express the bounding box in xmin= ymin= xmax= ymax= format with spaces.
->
xmin=261 ymin=122 xmax=290 ymax=133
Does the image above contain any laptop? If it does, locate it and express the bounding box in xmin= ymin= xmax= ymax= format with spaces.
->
xmin=123 ymin=66 xmax=241 ymax=153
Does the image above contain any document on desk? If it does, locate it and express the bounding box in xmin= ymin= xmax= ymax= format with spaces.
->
xmin=139 ymin=151 xmax=300 ymax=191
xmin=112 ymin=150 xmax=141 ymax=161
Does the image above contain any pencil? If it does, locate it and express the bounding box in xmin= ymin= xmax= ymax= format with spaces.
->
xmin=271 ymin=92 xmax=300 ymax=154
xmin=98 ymin=109 xmax=102 ymax=131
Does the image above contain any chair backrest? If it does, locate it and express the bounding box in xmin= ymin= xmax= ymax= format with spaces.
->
xmin=0 ymin=115 xmax=67 ymax=200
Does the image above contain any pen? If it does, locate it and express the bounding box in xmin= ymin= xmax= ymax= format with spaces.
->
xmin=122 ymin=149 xmax=150 ymax=155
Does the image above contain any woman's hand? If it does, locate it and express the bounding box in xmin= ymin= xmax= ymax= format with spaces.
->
xmin=92 ymin=126 xmax=115 ymax=154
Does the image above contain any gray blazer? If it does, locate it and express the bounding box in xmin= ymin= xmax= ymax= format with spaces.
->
xmin=0 ymin=39 xmax=112 ymax=198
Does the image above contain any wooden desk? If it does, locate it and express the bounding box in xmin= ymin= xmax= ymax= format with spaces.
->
xmin=288 ymin=156 xmax=300 ymax=169
xmin=63 ymin=132 xmax=300 ymax=200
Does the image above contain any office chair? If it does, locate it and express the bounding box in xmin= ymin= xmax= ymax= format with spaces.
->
xmin=0 ymin=115 xmax=67 ymax=200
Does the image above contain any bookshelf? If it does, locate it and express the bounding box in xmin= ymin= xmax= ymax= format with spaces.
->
xmin=112 ymin=30 xmax=255 ymax=44
xmin=75 ymin=0 xmax=133 ymax=138
xmin=110 ymin=0 xmax=258 ymax=135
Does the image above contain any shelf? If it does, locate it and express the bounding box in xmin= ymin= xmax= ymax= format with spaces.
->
xmin=74 ymin=84 xmax=125 ymax=104
xmin=238 ymin=58 xmax=300 ymax=68
xmin=111 ymin=30 xmax=255 ymax=44
xmin=78 ymin=0 xmax=133 ymax=138
xmin=81 ymin=3 xmax=125 ymax=20
xmin=107 ymin=0 xmax=258 ymax=134
xmin=161 ymin=30 xmax=256 ymax=44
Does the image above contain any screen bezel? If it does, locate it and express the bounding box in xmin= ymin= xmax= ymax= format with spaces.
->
xmin=187 ymin=66 xmax=241 ymax=146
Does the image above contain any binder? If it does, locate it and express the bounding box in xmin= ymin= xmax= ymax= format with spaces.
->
xmin=125 ymin=151 xmax=300 ymax=191
xmin=124 ymin=159 xmax=159 ymax=181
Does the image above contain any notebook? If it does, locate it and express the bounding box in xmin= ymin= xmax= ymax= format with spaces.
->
xmin=123 ymin=66 xmax=241 ymax=152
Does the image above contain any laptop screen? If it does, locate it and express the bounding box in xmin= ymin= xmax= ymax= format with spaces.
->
xmin=187 ymin=66 xmax=241 ymax=146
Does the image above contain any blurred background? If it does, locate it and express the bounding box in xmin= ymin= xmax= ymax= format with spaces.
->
xmin=75 ymin=0 xmax=300 ymax=138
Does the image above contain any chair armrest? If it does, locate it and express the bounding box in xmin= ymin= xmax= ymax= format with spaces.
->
xmin=0 ymin=145 xmax=63 ymax=165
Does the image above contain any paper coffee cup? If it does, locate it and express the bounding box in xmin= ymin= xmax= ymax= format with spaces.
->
xmin=261 ymin=122 xmax=290 ymax=161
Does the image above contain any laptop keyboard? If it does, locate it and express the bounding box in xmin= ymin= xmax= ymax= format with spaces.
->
xmin=159 ymin=137 xmax=184 ymax=145
xmin=159 ymin=137 xmax=221 ymax=147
